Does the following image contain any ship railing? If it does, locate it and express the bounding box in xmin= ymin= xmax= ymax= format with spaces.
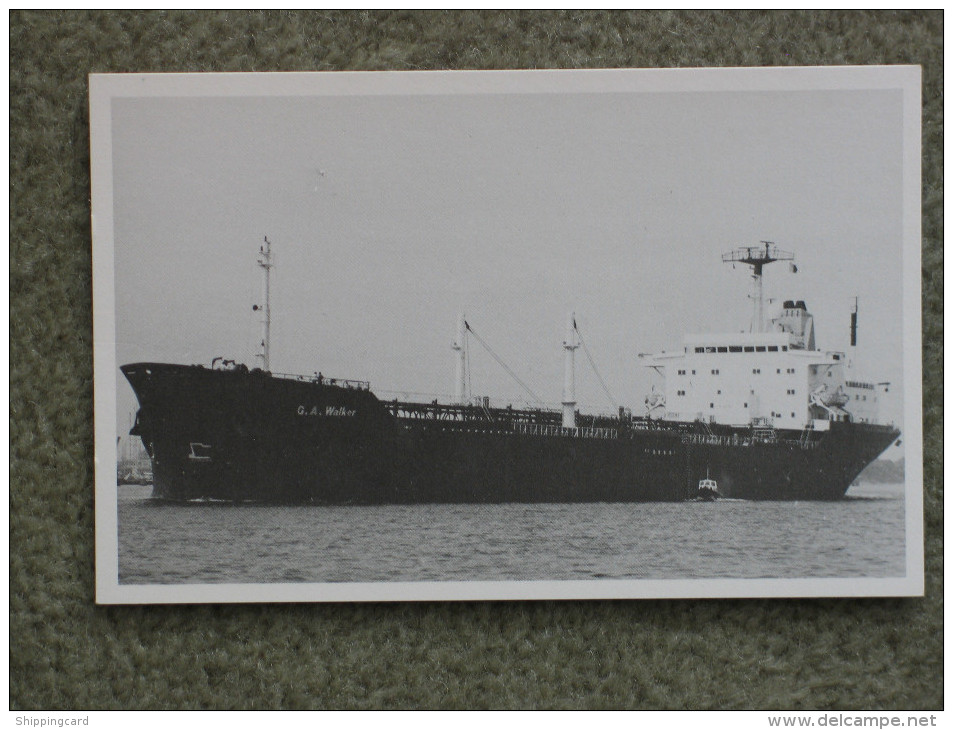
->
xmin=774 ymin=437 xmax=817 ymax=450
xmin=271 ymin=371 xmax=370 ymax=390
xmin=678 ymin=432 xmax=817 ymax=450
xmin=680 ymin=433 xmax=736 ymax=447
xmin=389 ymin=398 xmax=568 ymax=422
xmin=629 ymin=420 xmax=651 ymax=431
xmin=468 ymin=396 xmax=564 ymax=412
xmin=390 ymin=402 xmax=490 ymax=421
xmin=629 ymin=419 xmax=687 ymax=433
xmin=512 ymin=422 xmax=619 ymax=440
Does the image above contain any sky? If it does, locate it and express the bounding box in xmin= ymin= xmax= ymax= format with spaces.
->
xmin=108 ymin=76 xmax=909 ymax=453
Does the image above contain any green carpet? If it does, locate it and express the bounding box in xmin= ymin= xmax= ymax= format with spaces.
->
xmin=10 ymin=10 xmax=942 ymax=710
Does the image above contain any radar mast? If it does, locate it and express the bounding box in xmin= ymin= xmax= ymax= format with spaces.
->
xmin=721 ymin=241 xmax=795 ymax=333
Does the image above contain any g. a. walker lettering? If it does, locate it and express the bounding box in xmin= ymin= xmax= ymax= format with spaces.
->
xmin=297 ymin=405 xmax=357 ymax=417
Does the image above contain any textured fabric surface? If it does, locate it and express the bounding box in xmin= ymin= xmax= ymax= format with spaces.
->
xmin=10 ymin=10 xmax=942 ymax=710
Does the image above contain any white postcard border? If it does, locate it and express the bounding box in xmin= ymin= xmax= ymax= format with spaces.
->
xmin=90 ymin=66 xmax=924 ymax=604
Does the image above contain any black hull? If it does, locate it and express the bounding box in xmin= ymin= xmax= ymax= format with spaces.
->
xmin=122 ymin=363 xmax=901 ymax=504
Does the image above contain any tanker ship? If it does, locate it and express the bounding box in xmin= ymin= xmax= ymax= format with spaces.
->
xmin=121 ymin=240 xmax=900 ymax=503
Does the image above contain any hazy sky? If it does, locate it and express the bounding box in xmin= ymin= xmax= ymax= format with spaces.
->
xmin=110 ymin=80 xmax=907 ymax=440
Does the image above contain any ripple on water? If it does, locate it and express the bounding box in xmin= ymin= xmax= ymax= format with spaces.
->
xmin=116 ymin=483 xmax=907 ymax=585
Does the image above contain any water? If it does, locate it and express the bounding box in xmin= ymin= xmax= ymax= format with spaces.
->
xmin=117 ymin=482 xmax=906 ymax=584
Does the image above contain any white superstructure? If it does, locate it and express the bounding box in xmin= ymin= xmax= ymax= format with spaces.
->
xmin=645 ymin=302 xmax=848 ymax=428
xmin=642 ymin=244 xmax=886 ymax=430
xmin=843 ymin=379 xmax=890 ymax=425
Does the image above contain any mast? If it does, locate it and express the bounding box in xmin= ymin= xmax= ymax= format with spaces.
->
xmin=562 ymin=311 xmax=579 ymax=429
xmin=850 ymin=296 xmax=858 ymax=347
xmin=452 ymin=313 xmax=467 ymax=405
xmin=848 ymin=296 xmax=858 ymax=369
xmin=255 ymin=236 xmax=273 ymax=371
xmin=721 ymin=241 xmax=794 ymax=332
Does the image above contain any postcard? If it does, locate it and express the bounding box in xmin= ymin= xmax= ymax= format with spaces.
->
xmin=91 ymin=67 xmax=923 ymax=603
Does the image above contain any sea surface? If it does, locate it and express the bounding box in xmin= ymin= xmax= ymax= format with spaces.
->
xmin=117 ymin=481 xmax=906 ymax=585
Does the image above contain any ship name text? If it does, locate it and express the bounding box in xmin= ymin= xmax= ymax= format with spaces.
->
xmin=297 ymin=405 xmax=357 ymax=418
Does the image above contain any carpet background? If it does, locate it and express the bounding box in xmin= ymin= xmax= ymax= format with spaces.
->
xmin=9 ymin=10 xmax=942 ymax=710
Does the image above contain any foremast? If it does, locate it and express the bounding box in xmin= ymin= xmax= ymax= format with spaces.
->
xmin=452 ymin=313 xmax=467 ymax=405
xmin=562 ymin=312 xmax=579 ymax=428
xmin=254 ymin=236 xmax=273 ymax=371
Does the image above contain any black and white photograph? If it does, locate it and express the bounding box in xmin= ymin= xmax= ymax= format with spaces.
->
xmin=91 ymin=67 xmax=923 ymax=603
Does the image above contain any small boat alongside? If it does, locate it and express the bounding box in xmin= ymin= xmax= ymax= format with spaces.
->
xmin=695 ymin=470 xmax=720 ymax=501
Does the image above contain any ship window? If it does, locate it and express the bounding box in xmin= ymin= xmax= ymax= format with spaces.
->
xmin=791 ymin=412 xmax=795 ymax=418
xmin=729 ymin=346 xmax=742 ymax=353
xmin=833 ymin=354 xmax=840 ymax=360
xmin=777 ymin=369 xmax=781 ymax=374
xmin=744 ymin=346 xmax=754 ymax=352
xmin=768 ymin=346 xmax=779 ymax=352
xmin=787 ymin=389 xmax=795 ymax=395
xmin=752 ymin=368 xmax=760 ymax=374
xmin=691 ymin=370 xmax=695 ymax=375
xmin=756 ymin=346 xmax=766 ymax=352
xmin=782 ymin=346 xmax=788 ymax=351
xmin=710 ymin=403 xmax=714 ymax=408
xmin=711 ymin=369 xmax=719 ymax=375
xmin=787 ymin=368 xmax=795 ymax=374
xmin=695 ymin=347 xmax=704 ymax=353
xmin=677 ymin=369 xmax=685 ymax=375
xmin=744 ymin=402 xmax=748 ymax=408
xmin=706 ymin=346 xmax=716 ymax=353
xmin=717 ymin=390 xmax=721 ymax=395
xmin=717 ymin=346 xmax=727 ymax=353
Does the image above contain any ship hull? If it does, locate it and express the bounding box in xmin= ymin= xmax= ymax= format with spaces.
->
xmin=122 ymin=363 xmax=900 ymax=504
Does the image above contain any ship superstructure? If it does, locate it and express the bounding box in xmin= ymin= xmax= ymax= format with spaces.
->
xmin=644 ymin=243 xmax=882 ymax=431
xmin=121 ymin=239 xmax=900 ymax=504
